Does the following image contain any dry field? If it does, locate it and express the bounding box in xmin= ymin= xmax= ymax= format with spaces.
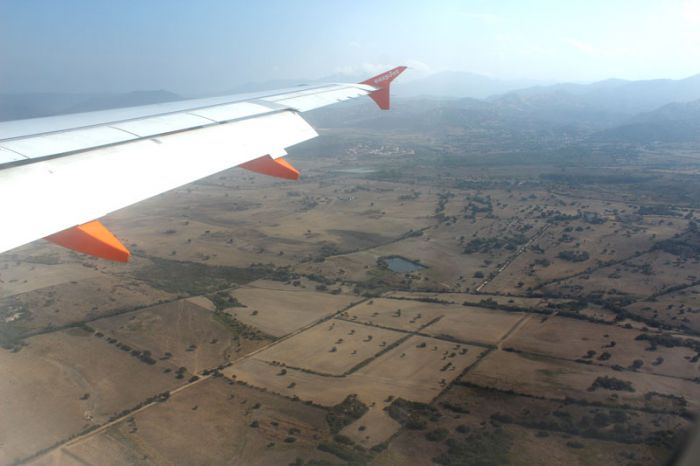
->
xmin=373 ymin=367 xmax=689 ymax=466
xmin=552 ymin=250 xmax=700 ymax=299
xmin=226 ymin=282 xmax=358 ymax=337
xmin=30 ymin=378 xmax=338 ymax=466
xmin=107 ymin=170 xmax=437 ymax=269
xmin=422 ymin=306 xmax=525 ymax=346
xmin=342 ymin=297 xmax=452 ymax=332
xmin=0 ymin=249 xmax=100 ymax=299
xmin=295 ymin=200 xmax=540 ymax=292
xmin=226 ymin=343 xmax=478 ymax=413
xmin=252 ymin=318 xmax=404 ymax=375
xmin=0 ymin=329 xmax=181 ymax=464
xmin=226 ymin=334 xmax=486 ymax=447
xmin=294 ymin=249 xmax=380 ymax=283
xmin=90 ymin=299 xmax=242 ymax=374
xmin=342 ymin=299 xmax=524 ymax=347
xmin=505 ymin=315 xmax=700 ymax=379
xmin=3 ymin=137 xmax=700 ymax=465
xmin=337 ymin=333 xmax=485 ymax=446
xmin=0 ymin=262 xmax=174 ymax=335
xmin=626 ymin=283 xmax=700 ymax=333
xmin=386 ymin=290 xmax=577 ymax=309
xmin=463 ymin=350 xmax=700 ymax=410
xmin=352 ymin=335 xmax=484 ymax=402
xmin=372 ymin=419 xmax=667 ymax=466
xmin=484 ymin=213 xmax=687 ymax=295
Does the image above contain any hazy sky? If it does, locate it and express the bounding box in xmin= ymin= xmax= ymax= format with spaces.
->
xmin=2 ymin=0 xmax=700 ymax=95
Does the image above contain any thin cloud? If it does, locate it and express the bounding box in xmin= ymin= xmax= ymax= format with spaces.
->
xmin=564 ymin=37 xmax=630 ymax=59
xmin=565 ymin=37 xmax=597 ymax=55
xmin=334 ymin=63 xmax=393 ymax=76
xmin=460 ymin=12 xmax=507 ymax=25
xmin=335 ymin=60 xmax=431 ymax=77
xmin=683 ymin=0 xmax=700 ymax=23
xmin=405 ymin=59 xmax=431 ymax=73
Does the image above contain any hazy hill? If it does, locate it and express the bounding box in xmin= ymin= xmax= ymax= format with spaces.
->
xmin=311 ymin=72 xmax=700 ymax=134
xmin=307 ymin=97 xmax=492 ymax=130
xmin=62 ymin=90 xmax=181 ymax=114
xmin=3 ymin=72 xmax=700 ymax=146
xmin=0 ymin=90 xmax=182 ymax=122
xmin=223 ymin=79 xmax=311 ymax=94
xmin=592 ymin=99 xmax=700 ymax=143
xmin=495 ymin=74 xmax=700 ymax=116
xmin=305 ymin=96 xmax=589 ymax=148
xmin=0 ymin=93 xmax=87 ymax=121
xmin=490 ymin=90 xmax=630 ymax=129
xmin=226 ymin=71 xmax=542 ymax=100
xmin=630 ymin=98 xmax=700 ymax=122
xmin=393 ymin=71 xmax=543 ymax=99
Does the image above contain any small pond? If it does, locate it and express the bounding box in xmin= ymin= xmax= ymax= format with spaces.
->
xmin=383 ymin=256 xmax=426 ymax=273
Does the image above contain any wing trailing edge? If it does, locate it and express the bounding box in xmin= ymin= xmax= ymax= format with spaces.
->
xmin=0 ymin=66 xmax=407 ymax=262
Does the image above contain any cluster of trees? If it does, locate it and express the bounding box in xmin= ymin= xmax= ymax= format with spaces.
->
xmin=463 ymin=234 xmax=527 ymax=254
xmin=541 ymin=173 xmax=654 ymax=186
xmin=558 ymin=250 xmax=590 ymax=262
xmin=637 ymin=205 xmax=680 ymax=216
xmin=398 ymin=190 xmax=422 ymax=201
xmin=325 ymin=394 xmax=369 ymax=434
xmin=213 ymin=308 xmax=273 ymax=341
xmin=463 ymin=199 xmax=493 ymax=219
xmin=385 ymin=398 xmax=440 ymax=430
xmin=434 ymin=191 xmax=454 ymax=216
xmin=425 ymin=428 xmax=449 ymax=442
xmin=589 ymin=376 xmax=635 ymax=392
xmin=540 ymin=210 xmax=581 ymax=222
xmin=440 ymin=401 xmax=470 ymax=414
xmin=636 ymin=333 xmax=700 ymax=353
xmin=432 ymin=429 xmax=512 ymax=466
xmin=491 ymin=406 xmax=681 ymax=448
xmin=107 ymin=391 xmax=170 ymax=423
xmin=93 ymin=331 xmax=156 ymax=365
xmin=209 ymin=291 xmax=245 ymax=311
xmin=135 ymin=256 xmax=270 ymax=295
xmin=317 ymin=439 xmax=370 ymax=464
xmin=653 ymin=231 xmax=700 ymax=258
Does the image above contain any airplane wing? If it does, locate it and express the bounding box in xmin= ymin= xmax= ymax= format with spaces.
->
xmin=0 ymin=66 xmax=406 ymax=262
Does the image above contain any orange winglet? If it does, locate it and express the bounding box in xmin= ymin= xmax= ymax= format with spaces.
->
xmin=45 ymin=220 xmax=131 ymax=262
xmin=238 ymin=155 xmax=300 ymax=180
xmin=360 ymin=66 xmax=407 ymax=110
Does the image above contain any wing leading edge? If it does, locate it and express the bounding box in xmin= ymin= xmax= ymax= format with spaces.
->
xmin=0 ymin=66 xmax=406 ymax=261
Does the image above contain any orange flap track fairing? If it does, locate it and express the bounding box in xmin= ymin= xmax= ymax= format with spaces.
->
xmin=238 ymin=155 xmax=300 ymax=180
xmin=45 ymin=220 xmax=131 ymax=262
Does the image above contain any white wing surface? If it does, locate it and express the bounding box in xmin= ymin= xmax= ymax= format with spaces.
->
xmin=0 ymin=67 xmax=406 ymax=261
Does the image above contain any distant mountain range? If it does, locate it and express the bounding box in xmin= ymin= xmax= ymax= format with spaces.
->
xmin=496 ymin=74 xmax=700 ymax=114
xmin=0 ymin=90 xmax=181 ymax=121
xmin=592 ymin=98 xmax=700 ymax=143
xmin=225 ymin=71 xmax=543 ymax=100
xmin=393 ymin=71 xmax=544 ymax=99
xmin=309 ymin=72 xmax=700 ymax=142
xmin=2 ymin=71 xmax=700 ymax=144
